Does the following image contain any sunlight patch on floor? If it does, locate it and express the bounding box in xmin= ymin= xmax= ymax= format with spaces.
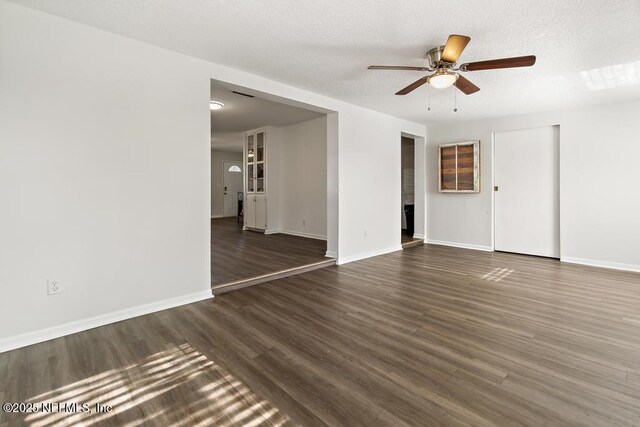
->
xmin=24 ymin=344 xmax=289 ymax=426
xmin=481 ymin=267 xmax=515 ymax=282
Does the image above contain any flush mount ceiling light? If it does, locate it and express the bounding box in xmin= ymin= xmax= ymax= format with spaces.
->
xmin=210 ymin=101 xmax=224 ymax=110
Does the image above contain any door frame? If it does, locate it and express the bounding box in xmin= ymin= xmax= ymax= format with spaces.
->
xmin=400 ymin=132 xmax=426 ymax=242
xmin=222 ymin=159 xmax=243 ymax=218
xmin=491 ymin=125 xmax=561 ymax=254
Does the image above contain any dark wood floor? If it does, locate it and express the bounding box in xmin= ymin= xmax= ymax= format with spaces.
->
xmin=211 ymin=217 xmax=327 ymax=286
xmin=3 ymin=244 xmax=640 ymax=425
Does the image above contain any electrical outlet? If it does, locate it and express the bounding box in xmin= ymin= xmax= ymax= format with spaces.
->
xmin=363 ymin=228 xmax=368 ymax=237
xmin=47 ymin=279 xmax=61 ymax=295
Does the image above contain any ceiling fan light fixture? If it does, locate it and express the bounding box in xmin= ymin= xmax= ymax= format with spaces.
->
xmin=428 ymin=71 xmax=459 ymax=89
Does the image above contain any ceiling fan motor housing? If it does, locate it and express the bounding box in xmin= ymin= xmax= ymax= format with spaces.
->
xmin=427 ymin=45 xmax=452 ymax=68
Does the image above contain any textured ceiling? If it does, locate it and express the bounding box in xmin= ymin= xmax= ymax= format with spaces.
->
xmin=10 ymin=0 xmax=640 ymax=124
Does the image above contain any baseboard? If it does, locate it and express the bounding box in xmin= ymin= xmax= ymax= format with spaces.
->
xmin=211 ymin=215 xmax=223 ymax=219
xmin=265 ymin=229 xmax=327 ymax=240
xmin=561 ymin=256 xmax=640 ymax=273
xmin=337 ymin=245 xmax=403 ymax=265
xmin=426 ymin=239 xmax=494 ymax=252
xmin=325 ymin=250 xmax=337 ymax=259
xmin=413 ymin=233 xmax=426 ymax=240
xmin=0 ymin=289 xmax=214 ymax=354
xmin=279 ymin=229 xmax=328 ymax=241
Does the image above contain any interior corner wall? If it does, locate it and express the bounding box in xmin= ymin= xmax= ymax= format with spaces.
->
xmin=211 ymin=149 xmax=243 ymax=218
xmin=278 ymin=116 xmax=328 ymax=240
xmin=0 ymin=1 xmax=426 ymax=350
xmin=426 ymin=98 xmax=640 ymax=271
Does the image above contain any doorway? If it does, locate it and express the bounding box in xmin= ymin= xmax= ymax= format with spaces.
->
xmin=210 ymin=79 xmax=336 ymax=293
xmin=401 ymin=136 xmax=415 ymax=241
xmin=222 ymin=160 xmax=243 ymax=217
xmin=399 ymin=133 xmax=425 ymax=248
xmin=494 ymin=125 xmax=560 ymax=258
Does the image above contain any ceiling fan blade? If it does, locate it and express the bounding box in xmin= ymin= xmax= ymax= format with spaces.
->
xmin=441 ymin=34 xmax=471 ymax=63
xmin=395 ymin=76 xmax=430 ymax=95
xmin=368 ymin=65 xmax=429 ymax=71
xmin=460 ymin=55 xmax=536 ymax=71
xmin=454 ymin=75 xmax=480 ymax=95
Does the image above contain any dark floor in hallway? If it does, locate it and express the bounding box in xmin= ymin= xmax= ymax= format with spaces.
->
xmin=211 ymin=217 xmax=328 ymax=287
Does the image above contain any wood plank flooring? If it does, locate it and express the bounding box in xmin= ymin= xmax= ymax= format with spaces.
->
xmin=211 ymin=218 xmax=327 ymax=287
xmin=2 ymin=244 xmax=640 ymax=425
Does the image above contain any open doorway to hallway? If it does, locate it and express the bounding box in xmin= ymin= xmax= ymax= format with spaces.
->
xmin=401 ymin=136 xmax=423 ymax=248
xmin=210 ymin=80 xmax=335 ymax=293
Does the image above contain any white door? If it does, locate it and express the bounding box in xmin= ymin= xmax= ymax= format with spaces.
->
xmin=494 ymin=126 xmax=560 ymax=258
xmin=223 ymin=161 xmax=243 ymax=217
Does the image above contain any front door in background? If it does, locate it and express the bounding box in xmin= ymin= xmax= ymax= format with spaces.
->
xmin=223 ymin=160 xmax=243 ymax=217
xmin=494 ymin=125 xmax=560 ymax=258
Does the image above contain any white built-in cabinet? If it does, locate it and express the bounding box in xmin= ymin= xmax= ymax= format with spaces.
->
xmin=244 ymin=129 xmax=268 ymax=231
xmin=244 ymin=194 xmax=267 ymax=230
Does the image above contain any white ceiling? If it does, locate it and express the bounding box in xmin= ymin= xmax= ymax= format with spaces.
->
xmin=211 ymin=132 xmax=244 ymax=153
xmin=11 ymin=0 xmax=640 ymax=124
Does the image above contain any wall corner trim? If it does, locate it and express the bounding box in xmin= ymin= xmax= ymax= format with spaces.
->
xmin=426 ymin=239 xmax=494 ymax=252
xmin=561 ymin=256 xmax=640 ymax=273
xmin=0 ymin=290 xmax=214 ymax=354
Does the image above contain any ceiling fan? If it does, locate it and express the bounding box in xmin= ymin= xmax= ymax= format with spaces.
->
xmin=368 ymin=34 xmax=536 ymax=95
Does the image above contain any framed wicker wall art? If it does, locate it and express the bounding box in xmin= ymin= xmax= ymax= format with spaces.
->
xmin=438 ymin=141 xmax=480 ymax=193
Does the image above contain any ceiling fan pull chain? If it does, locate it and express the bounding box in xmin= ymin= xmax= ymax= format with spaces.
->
xmin=427 ymin=94 xmax=431 ymax=111
xmin=454 ymin=88 xmax=458 ymax=112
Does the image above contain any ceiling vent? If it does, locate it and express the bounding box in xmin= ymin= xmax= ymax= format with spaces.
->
xmin=232 ymin=91 xmax=255 ymax=98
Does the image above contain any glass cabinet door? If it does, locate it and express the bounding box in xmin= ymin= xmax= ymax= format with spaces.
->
xmin=246 ymin=131 xmax=265 ymax=194
xmin=247 ymin=134 xmax=255 ymax=193
xmin=256 ymin=132 xmax=265 ymax=193
xmin=257 ymin=132 xmax=264 ymax=162
xmin=256 ymin=164 xmax=264 ymax=192
xmin=247 ymin=134 xmax=255 ymax=164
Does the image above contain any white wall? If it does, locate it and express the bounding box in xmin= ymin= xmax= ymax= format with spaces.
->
xmin=0 ymin=1 xmax=426 ymax=350
xmin=427 ymin=99 xmax=640 ymax=271
xmin=211 ymin=149 xmax=242 ymax=218
xmin=0 ymin=1 xmax=213 ymax=350
xmin=279 ymin=117 xmax=327 ymax=240
xmin=210 ymin=131 xmax=243 ymax=153
xmin=338 ymin=112 xmax=425 ymax=263
xmin=265 ymin=126 xmax=282 ymax=232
